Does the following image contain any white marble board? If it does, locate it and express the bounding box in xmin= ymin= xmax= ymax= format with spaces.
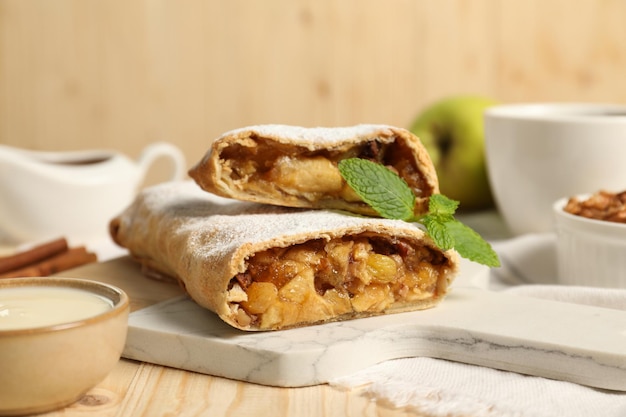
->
xmin=122 ymin=260 xmax=626 ymax=390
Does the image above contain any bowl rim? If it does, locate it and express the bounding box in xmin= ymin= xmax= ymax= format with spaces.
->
xmin=553 ymin=196 xmax=626 ymax=232
xmin=485 ymin=102 xmax=626 ymax=123
xmin=0 ymin=277 xmax=129 ymax=336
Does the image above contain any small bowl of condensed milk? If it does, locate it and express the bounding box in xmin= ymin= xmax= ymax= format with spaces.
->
xmin=0 ymin=277 xmax=129 ymax=416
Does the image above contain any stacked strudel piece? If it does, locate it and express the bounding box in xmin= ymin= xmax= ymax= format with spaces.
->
xmin=110 ymin=125 xmax=459 ymax=330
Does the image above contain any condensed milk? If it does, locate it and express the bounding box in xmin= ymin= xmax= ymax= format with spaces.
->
xmin=0 ymin=286 xmax=113 ymax=330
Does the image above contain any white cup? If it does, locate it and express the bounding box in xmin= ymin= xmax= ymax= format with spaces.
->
xmin=484 ymin=103 xmax=626 ymax=236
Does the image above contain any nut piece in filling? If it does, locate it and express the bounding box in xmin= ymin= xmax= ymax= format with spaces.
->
xmin=227 ymin=234 xmax=452 ymax=330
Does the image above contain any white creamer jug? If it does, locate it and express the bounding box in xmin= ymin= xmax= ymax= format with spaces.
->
xmin=0 ymin=142 xmax=186 ymax=244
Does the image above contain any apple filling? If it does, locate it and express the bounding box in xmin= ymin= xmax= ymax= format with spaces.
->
xmin=218 ymin=137 xmax=432 ymax=212
xmin=226 ymin=234 xmax=452 ymax=330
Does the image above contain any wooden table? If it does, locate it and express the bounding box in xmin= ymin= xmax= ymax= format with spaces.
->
xmin=19 ymin=256 xmax=425 ymax=417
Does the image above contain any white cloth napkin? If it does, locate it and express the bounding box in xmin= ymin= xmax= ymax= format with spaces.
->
xmin=330 ymin=233 xmax=626 ymax=417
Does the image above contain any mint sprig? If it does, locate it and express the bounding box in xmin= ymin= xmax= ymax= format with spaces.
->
xmin=337 ymin=157 xmax=416 ymax=220
xmin=338 ymin=158 xmax=500 ymax=268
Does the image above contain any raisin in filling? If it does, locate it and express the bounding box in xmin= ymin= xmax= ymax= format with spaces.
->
xmin=227 ymin=235 xmax=450 ymax=329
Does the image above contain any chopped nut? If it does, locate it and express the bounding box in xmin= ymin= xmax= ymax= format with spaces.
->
xmin=564 ymin=190 xmax=626 ymax=223
xmin=226 ymin=283 xmax=248 ymax=303
xmin=233 ymin=305 xmax=252 ymax=327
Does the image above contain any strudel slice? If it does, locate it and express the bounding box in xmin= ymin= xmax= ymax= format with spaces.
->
xmin=109 ymin=182 xmax=458 ymax=331
xmin=188 ymin=124 xmax=438 ymax=216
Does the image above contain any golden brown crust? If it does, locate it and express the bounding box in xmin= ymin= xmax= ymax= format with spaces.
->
xmin=188 ymin=124 xmax=439 ymax=216
xmin=110 ymin=182 xmax=458 ymax=331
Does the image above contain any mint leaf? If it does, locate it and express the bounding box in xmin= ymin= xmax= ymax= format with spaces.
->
xmin=338 ymin=158 xmax=415 ymax=221
xmin=421 ymin=193 xmax=458 ymax=250
xmin=424 ymin=194 xmax=500 ymax=266
xmin=338 ymin=157 xmax=501 ymax=268
xmin=421 ymin=215 xmax=455 ymax=250
xmin=442 ymin=220 xmax=501 ymax=267
xmin=428 ymin=193 xmax=459 ymax=216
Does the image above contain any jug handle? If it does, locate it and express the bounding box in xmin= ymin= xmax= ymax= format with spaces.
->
xmin=136 ymin=142 xmax=187 ymax=183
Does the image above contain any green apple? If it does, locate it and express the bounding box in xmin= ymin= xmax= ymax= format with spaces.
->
xmin=409 ymin=95 xmax=497 ymax=212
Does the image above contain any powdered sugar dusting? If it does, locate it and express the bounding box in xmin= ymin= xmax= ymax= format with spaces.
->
xmin=118 ymin=181 xmax=429 ymax=266
xmin=111 ymin=181 xmax=458 ymax=329
xmin=218 ymin=124 xmax=397 ymax=146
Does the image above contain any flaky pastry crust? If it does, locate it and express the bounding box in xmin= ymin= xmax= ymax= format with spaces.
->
xmin=110 ymin=182 xmax=458 ymax=331
xmin=188 ymin=124 xmax=439 ymax=216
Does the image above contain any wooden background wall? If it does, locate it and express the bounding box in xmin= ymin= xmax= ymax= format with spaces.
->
xmin=1 ymin=0 xmax=626 ymax=172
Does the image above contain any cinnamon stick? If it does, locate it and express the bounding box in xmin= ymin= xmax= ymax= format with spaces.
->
xmin=0 ymin=246 xmax=97 ymax=278
xmin=0 ymin=237 xmax=69 ymax=274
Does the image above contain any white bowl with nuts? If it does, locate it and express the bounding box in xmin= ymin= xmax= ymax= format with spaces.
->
xmin=553 ymin=190 xmax=626 ymax=288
